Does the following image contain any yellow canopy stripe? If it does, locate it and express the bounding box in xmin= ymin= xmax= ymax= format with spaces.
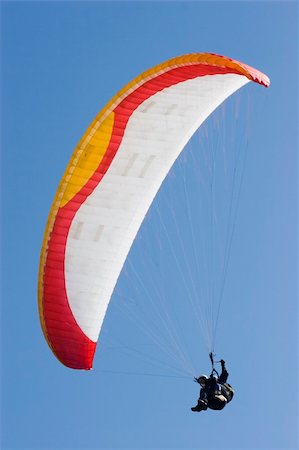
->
xmin=60 ymin=112 xmax=115 ymax=207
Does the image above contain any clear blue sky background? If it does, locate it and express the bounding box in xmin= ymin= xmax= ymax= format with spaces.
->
xmin=1 ymin=1 xmax=298 ymax=449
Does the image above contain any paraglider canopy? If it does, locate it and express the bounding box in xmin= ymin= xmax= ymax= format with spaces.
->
xmin=38 ymin=53 xmax=269 ymax=369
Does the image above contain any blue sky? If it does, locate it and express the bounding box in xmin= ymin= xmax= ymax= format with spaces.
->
xmin=1 ymin=1 xmax=298 ymax=449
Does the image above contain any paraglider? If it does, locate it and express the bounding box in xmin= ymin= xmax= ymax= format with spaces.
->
xmin=38 ymin=52 xmax=270 ymax=370
xmin=191 ymin=353 xmax=234 ymax=412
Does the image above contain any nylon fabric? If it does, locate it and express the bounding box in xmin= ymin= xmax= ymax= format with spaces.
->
xmin=38 ymin=53 xmax=269 ymax=369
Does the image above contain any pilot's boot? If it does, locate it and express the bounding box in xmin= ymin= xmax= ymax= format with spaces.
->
xmin=191 ymin=399 xmax=208 ymax=412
